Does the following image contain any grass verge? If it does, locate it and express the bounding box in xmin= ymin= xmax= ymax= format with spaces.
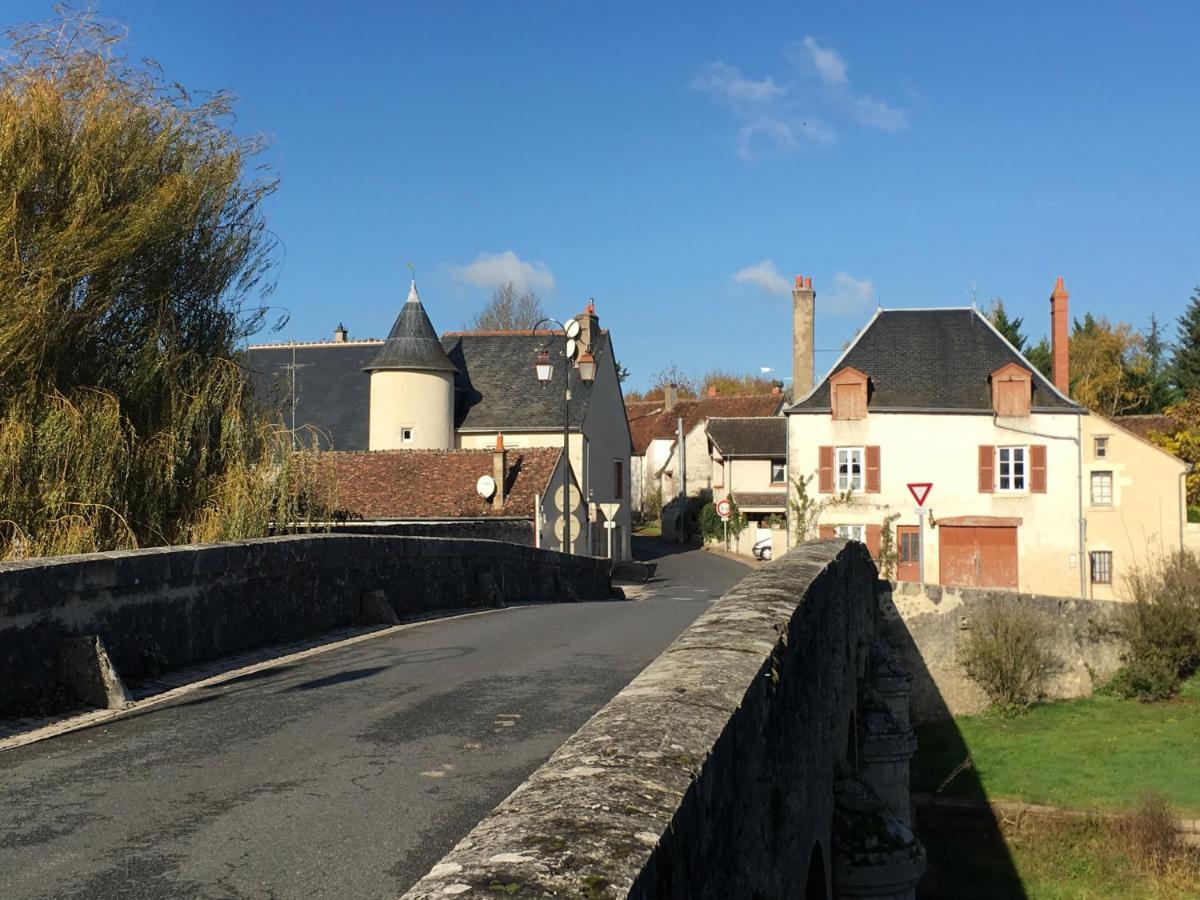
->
xmin=913 ymin=676 xmax=1200 ymax=814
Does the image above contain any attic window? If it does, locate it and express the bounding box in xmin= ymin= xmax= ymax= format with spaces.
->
xmin=829 ymin=367 xmax=869 ymax=420
xmin=990 ymin=363 xmax=1032 ymax=417
xmin=400 ymin=427 xmax=414 ymax=444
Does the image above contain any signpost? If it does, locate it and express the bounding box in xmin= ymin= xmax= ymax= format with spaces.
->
xmin=598 ymin=502 xmax=622 ymax=559
xmin=906 ymin=483 xmax=933 ymax=585
xmin=716 ymin=498 xmax=732 ymax=550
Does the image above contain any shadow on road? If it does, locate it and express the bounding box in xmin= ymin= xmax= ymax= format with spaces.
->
xmin=282 ymin=666 xmax=391 ymax=692
xmin=631 ymin=535 xmax=699 ymax=561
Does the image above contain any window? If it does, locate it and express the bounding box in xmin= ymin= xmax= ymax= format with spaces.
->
xmin=613 ymin=460 xmax=624 ymax=499
xmin=996 ymin=446 xmax=1026 ymax=492
xmin=1090 ymin=551 xmax=1113 ymax=585
xmin=400 ymin=427 xmax=414 ymax=444
xmin=1094 ymin=436 xmax=1108 ymax=459
xmin=899 ymin=530 xmax=919 ymax=563
xmin=1091 ymin=471 xmax=1113 ymax=506
xmin=836 ymin=524 xmax=865 ymax=542
xmin=836 ymin=447 xmax=864 ymax=492
xmin=771 ymin=459 xmax=786 ymax=484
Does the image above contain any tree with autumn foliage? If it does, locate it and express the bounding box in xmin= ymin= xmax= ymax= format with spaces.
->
xmin=1067 ymin=314 xmax=1155 ymax=417
xmin=1145 ymin=392 xmax=1200 ymax=507
xmin=699 ymin=368 xmax=784 ymax=398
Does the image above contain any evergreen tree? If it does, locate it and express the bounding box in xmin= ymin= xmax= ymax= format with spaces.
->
xmin=1139 ymin=312 xmax=1176 ymax=412
xmin=1171 ymin=287 xmax=1200 ymax=394
xmin=1025 ymin=337 xmax=1053 ymax=381
xmin=986 ymin=298 xmax=1027 ymax=352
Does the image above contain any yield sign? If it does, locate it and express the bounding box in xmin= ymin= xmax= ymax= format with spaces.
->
xmin=907 ymin=482 xmax=933 ymax=507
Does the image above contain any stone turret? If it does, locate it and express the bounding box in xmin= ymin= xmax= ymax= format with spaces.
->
xmin=364 ymin=280 xmax=457 ymax=450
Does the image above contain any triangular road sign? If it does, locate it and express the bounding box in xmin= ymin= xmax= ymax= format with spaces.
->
xmin=907 ymin=482 xmax=932 ymax=507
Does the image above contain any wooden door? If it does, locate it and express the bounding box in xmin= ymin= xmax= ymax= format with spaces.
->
xmin=939 ymin=526 xmax=1018 ymax=589
xmin=896 ymin=526 xmax=920 ymax=582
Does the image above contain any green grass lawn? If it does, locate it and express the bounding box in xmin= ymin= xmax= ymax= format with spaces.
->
xmin=633 ymin=521 xmax=661 ymax=537
xmin=913 ymin=676 xmax=1200 ymax=815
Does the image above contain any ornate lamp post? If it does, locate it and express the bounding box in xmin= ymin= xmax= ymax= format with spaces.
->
xmin=533 ymin=317 xmax=595 ymax=555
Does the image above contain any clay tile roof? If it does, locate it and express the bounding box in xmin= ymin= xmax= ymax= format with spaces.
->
xmin=1111 ymin=414 xmax=1177 ymax=441
xmin=626 ymin=394 xmax=784 ymax=454
xmin=330 ymin=447 xmax=561 ymax=520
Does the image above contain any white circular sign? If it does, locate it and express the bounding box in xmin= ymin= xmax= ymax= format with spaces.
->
xmin=553 ymin=515 xmax=583 ymax=544
xmin=715 ymin=498 xmax=732 ymax=520
xmin=553 ymin=483 xmax=583 ymax=513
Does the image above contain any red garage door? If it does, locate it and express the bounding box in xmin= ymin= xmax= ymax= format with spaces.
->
xmin=939 ymin=525 xmax=1018 ymax=589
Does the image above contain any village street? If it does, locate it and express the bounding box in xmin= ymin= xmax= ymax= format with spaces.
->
xmin=0 ymin=541 xmax=749 ymax=900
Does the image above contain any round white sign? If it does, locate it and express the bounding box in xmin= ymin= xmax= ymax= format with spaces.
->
xmin=715 ymin=498 xmax=732 ymax=520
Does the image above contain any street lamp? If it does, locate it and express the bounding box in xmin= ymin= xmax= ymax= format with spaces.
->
xmin=533 ymin=317 xmax=595 ymax=555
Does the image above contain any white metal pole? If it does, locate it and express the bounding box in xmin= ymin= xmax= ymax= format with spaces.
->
xmin=534 ymin=493 xmax=541 ymax=549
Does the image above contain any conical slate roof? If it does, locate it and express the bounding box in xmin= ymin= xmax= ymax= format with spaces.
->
xmin=364 ymin=281 xmax=458 ymax=373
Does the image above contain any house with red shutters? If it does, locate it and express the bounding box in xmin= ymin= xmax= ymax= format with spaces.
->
xmin=784 ymin=276 xmax=1188 ymax=598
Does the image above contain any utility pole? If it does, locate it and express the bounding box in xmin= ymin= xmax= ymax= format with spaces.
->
xmin=677 ymin=416 xmax=686 ymax=542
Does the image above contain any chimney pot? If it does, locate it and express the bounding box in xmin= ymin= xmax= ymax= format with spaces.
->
xmin=334 ymin=323 xmax=348 ymax=343
xmin=664 ymin=383 xmax=678 ymax=412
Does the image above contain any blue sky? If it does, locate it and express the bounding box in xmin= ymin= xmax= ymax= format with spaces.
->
xmin=7 ymin=2 xmax=1200 ymax=390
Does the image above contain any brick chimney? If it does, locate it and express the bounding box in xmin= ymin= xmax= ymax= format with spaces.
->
xmin=493 ymin=433 xmax=507 ymax=507
xmin=1050 ymin=277 xmax=1070 ymax=394
xmin=793 ymin=275 xmax=815 ymax=397
xmin=707 ymin=385 xmax=718 ymax=398
xmin=334 ymin=323 xmax=348 ymax=343
xmin=664 ymin=382 xmax=678 ymax=412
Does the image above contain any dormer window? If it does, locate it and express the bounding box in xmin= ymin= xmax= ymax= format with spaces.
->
xmin=829 ymin=366 xmax=869 ymax=420
xmin=990 ymin=363 xmax=1032 ymax=417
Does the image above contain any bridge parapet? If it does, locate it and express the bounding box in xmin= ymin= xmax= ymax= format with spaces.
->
xmin=404 ymin=540 xmax=924 ymax=900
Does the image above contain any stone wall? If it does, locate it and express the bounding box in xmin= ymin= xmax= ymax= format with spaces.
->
xmin=404 ymin=540 xmax=926 ymax=900
xmin=328 ymin=519 xmax=533 ymax=545
xmin=881 ymin=581 xmax=1126 ymax=722
xmin=0 ymin=535 xmax=609 ymax=718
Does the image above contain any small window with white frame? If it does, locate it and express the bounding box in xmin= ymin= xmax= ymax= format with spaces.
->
xmin=1094 ymin=436 xmax=1108 ymax=459
xmin=771 ymin=459 xmax=787 ymax=484
xmin=1090 ymin=550 xmax=1113 ymax=585
xmin=836 ymin=524 xmax=865 ymax=543
xmin=836 ymin=447 xmax=864 ymax=492
xmin=400 ymin=426 xmax=415 ymax=444
xmin=1091 ymin=470 xmax=1113 ymax=506
xmin=996 ymin=446 xmax=1027 ymax=492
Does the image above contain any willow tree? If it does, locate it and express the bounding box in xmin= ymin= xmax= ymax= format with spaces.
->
xmin=0 ymin=10 xmax=330 ymax=558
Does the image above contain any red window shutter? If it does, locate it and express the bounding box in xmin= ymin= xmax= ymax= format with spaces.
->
xmin=865 ymin=524 xmax=882 ymax=559
xmin=818 ymin=446 xmax=834 ymax=493
xmin=1030 ymin=444 xmax=1047 ymax=493
xmin=979 ymin=445 xmax=995 ymax=493
xmin=819 ymin=525 xmax=836 ymax=539
xmin=865 ymin=446 xmax=881 ymax=493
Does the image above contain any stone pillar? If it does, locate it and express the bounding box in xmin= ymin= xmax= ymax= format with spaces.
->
xmin=833 ymin=777 xmax=926 ymax=900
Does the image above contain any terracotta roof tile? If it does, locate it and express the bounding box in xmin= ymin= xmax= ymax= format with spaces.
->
xmin=330 ymin=447 xmax=561 ymax=520
xmin=1111 ymin=414 xmax=1177 ymax=441
xmin=626 ymin=395 xmax=784 ymax=454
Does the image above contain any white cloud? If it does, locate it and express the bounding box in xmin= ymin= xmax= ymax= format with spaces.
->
xmin=853 ymin=96 xmax=908 ymax=132
xmin=690 ymin=61 xmax=785 ymax=105
xmin=734 ymin=259 xmax=790 ymax=295
xmin=825 ymin=272 xmax=876 ymax=316
xmin=449 ymin=251 xmax=556 ymax=295
xmin=801 ymin=36 xmax=847 ymax=88
xmin=692 ymin=38 xmax=908 ymax=160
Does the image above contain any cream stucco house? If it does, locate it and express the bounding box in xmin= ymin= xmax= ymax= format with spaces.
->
xmin=784 ymin=275 xmax=1188 ymax=599
xmin=244 ymin=283 xmax=633 ymax=559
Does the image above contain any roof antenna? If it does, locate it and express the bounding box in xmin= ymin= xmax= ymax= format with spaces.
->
xmin=407 ymin=261 xmax=416 ymax=284
xmin=970 ymin=279 xmax=977 ymax=309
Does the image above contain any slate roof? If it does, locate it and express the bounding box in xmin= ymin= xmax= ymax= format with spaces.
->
xmin=627 ymin=394 xmax=785 ymax=454
xmin=707 ymin=417 xmax=787 ymax=458
xmin=330 ymin=447 xmax=561 ymax=520
xmin=241 ymin=341 xmax=381 ymax=450
xmin=241 ymin=327 xmax=616 ymax=450
xmin=732 ymin=490 xmax=788 ymax=510
xmin=442 ymin=331 xmax=612 ymax=431
xmin=364 ymin=282 xmax=457 ymax=373
xmin=788 ymin=308 xmax=1082 ymax=414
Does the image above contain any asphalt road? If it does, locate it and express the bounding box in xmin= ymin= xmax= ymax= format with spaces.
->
xmin=0 ymin=540 xmax=749 ymax=900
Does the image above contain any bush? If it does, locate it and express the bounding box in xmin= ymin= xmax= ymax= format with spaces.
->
xmin=1188 ymin=505 xmax=1200 ymax=524
xmin=1111 ymin=795 xmax=1182 ymax=876
xmin=1108 ymin=550 xmax=1200 ymax=701
xmin=959 ymin=599 xmax=1060 ymax=713
xmin=699 ymin=498 xmax=746 ymax=543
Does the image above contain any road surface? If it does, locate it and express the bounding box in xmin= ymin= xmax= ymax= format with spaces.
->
xmin=0 ymin=541 xmax=749 ymax=899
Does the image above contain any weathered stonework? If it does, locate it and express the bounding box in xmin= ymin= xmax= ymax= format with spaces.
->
xmin=0 ymin=535 xmax=610 ymax=718
xmin=881 ymin=581 xmax=1126 ymax=722
xmin=404 ymin=540 xmax=920 ymax=899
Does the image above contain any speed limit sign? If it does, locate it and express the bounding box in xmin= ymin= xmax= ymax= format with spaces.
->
xmin=715 ymin=498 xmax=732 ymax=520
